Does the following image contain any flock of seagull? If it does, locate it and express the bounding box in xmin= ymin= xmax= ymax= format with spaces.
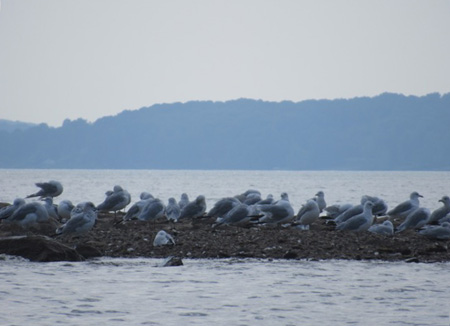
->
xmin=1 ymin=180 xmax=450 ymax=245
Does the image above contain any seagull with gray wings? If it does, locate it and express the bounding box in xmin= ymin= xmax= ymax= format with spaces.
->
xmin=26 ymin=180 xmax=63 ymax=199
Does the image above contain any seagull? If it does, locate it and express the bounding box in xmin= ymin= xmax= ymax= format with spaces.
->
xmin=395 ymin=208 xmax=430 ymax=233
xmin=138 ymin=198 xmax=165 ymax=221
xmin=0 ymin=198 xmax=26 ymax=221
xmin=122 ymin=196 xmax=153 ymax=221
xmin=235 ymin=189 xmax=261 ymax=202
xmin=418 ymin=222 xmax=450 ymax=240
xmin=55 ymin=202 xmax=97 ymax=238
xmin=256 ymin=194 xmax=274 ymax=205
xmin=387 ymin=191 xmax=422 ymax=220
xmin=213 ymin=203 xmax=253 ymax=228
xmin=179 ymin=195 xmax=207 ymax=220
xmin=97 ymin=185 xmax=131 ymax=217
xmin=368 ymin=220 xmax=394 ymax=236
xmin=178 ymin=193 xmax=190 ymax=210
xmin=243 ymin=193 xmax=262 ymax=205
xmin=336 ymin=201 xmax=374 ymax=232
xmin=257 ymin=192 xmax=295 ymax=225
xmin=361 ymin=195 xmax=388 ymax=216
xmin=153 ymin=230 xmax=175 ymax=246
xmin=5 ymin=201 xmax=49 ymax=228
xmin=294 ymin=199 xmax=320 ymax=229
xmin=139 ymin=192 xmax=154 ymax=200
xmin=334 ymin=204 xmax=363 ymax=225
xmin=41 ymin=197 xmax=59 ymax=221
xmin=207 ymin=197 xmax=240 ymax=219
xmin=324 ymin=203 xmax=352 ymax=219
xmin=315 ymin=191 xmax=326 ymax=213
xmin=428 ymin=196 xmax=450 ymax=224
xmin=57 ymin=199 xmax=74 ymax=222
xmin=26 ymin=180 xmax=63 ymax=199
xmin=439 ymin=213 xmax=450 ymax=224
xmin=165 ymin=197 xmax=181 ymax=222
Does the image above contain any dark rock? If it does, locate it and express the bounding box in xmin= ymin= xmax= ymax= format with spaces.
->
xmin=75 ymin=244 xmax=103 ymax=259
xmin=283 ymin=250 xmax=298 ymax=259
xmin=162 ymin=256 xmax=183 ymax=266
xmin=405 ymin=257 xmax=420 ymax=263
xmin=0 ymin=235 xmax=84 ymax=262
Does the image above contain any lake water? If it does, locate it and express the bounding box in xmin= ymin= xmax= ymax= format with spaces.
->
xmin=1 ymin=169 xmax=450 ymax=325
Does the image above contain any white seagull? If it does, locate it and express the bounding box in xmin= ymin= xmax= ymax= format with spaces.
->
xmin=428 ymin=196 xmax=450 ymax=224
xmin=55 ymin=201 xmax=97 ymax=238
xmin=165 ymin=197 xmax=181 ymax=222
xmin=0 ymin=198 xmax=26 ymax=221
xmin=395 ymin=207 xmax=430 ymax=233
xmin=257 ymin=192 xmax=295 ymax=225
xmin=179 ymin=195 xmax=207 ymax=220
xmin=336 ymin=201 xmax=374 ymax=232
xmin=294 ymin=199 xmax=320 ymax=229
xmin=387 ymin=191 xmax=423 ymax=220
xmin=153 ymin=230 xmax=175 ymax=246
xmin=368 ymin=220 xmax=394 ymax=236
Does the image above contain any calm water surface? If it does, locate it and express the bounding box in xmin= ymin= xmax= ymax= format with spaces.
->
xmin=1 ymin=257 xmax=449 ymax=326
xmin=1 ymin=170 xmax=450 ymax=325
xmin=1 ymin=169 xmax=450 ymax=211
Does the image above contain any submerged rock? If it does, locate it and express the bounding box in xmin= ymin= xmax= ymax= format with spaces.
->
xmin=162 ymin=256 xmax=183 ymax=266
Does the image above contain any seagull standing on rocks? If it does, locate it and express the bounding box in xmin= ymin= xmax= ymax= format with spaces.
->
xmin=387 ymin=191 xmax=423 ymax=221
xmin=395 ymin=207 xmax=430 ymax=233
xmin=165 ymin=197 xmax=181 ymax=222
xmin=428 ymin=196 xmax=450 ymax=224
xmin=336 ymin=201 xmax=374 ymax=232
xmin=57 ymin=200 xmax=74 ymax=223
xmin=207 ymin=197 xmax=240 ymax=219
xmin=26 ymin=180 xmax=63 ymax=199
xmin=55 ymin=202 xmax=97 ymax=238
xmin=257 ymin=192 xmax=294 ymax=225
xmin=138 ymin=198 xmax=165 ymax=221
xmin=121 ymin=192 xmax=154 ymax=222
xmin=97 ymin=185 xmax=131 ymax=217
xmin=41 ymin=197 xmax=59 ymax=221
xmin=213 ymin=203 xmax=253 ymax=228
xmin=294 ymin=199 xmax=320 ymax=229
xmin=324 ymin=203 xmax=352 ymax=219
xmin=361 ymin=195 xmax=388 ymax=216
xmin=179 ymin=195 xmax=207 ymax=220
xmin=315 ymin=191 xmax=326 ymax=213
xmin=178 ymin=193 xmax=190 ymax=210
xmin=334 ymin=204 xmax=363 ymax=225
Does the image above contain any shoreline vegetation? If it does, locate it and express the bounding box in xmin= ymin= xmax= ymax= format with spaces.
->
xmin=0 ymin=210 xmax=449 ymax=263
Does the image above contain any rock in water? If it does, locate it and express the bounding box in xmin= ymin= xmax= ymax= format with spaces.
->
xmin=0 ymin=235 xmax=83 ymax=262
xmin=162 ymin=256 xmax=183 ymax=267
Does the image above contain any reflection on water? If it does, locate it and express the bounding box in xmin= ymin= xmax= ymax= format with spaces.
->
xmin=0 ymin=257 xmax=449 ymax=326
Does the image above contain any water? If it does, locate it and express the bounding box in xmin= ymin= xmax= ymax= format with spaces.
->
xmin=1 ymin=169 xmax=450 ymax=325
xmin=0 ymin=256 xmax=449 ymax=325
xmin=1 ymin=169 xmax=450 ymax=211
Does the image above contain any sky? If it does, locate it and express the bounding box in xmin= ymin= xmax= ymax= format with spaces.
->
xmin=1 ymin=1 xmax=449 ymax=127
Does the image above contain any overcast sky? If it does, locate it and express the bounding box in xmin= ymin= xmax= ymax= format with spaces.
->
xmin=1 ymin=1 xmax=449 ymax=126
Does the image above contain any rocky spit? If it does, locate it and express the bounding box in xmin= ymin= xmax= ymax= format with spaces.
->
xmin=0 ymin=210 xmax=449 ymax=263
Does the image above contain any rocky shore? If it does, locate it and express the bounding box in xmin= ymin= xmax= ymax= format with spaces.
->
xmin=0 ymin=211 xmax=449 ymax=263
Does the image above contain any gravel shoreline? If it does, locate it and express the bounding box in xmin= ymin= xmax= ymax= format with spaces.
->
xmin=1 ymin=211 xmax=449 ymax=263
